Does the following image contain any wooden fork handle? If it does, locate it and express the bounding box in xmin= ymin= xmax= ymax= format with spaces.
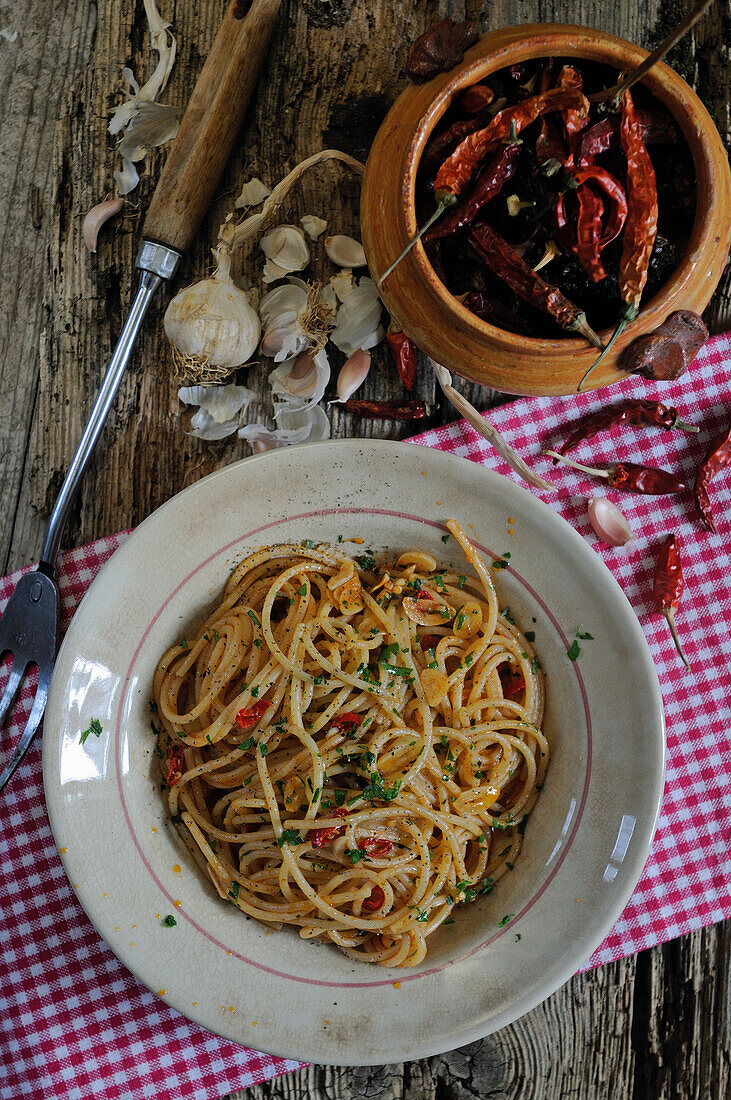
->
xmin=143 ymin=0 xmax=282 ymax=254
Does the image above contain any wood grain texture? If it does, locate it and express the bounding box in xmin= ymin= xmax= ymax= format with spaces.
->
xmin=0 ymin=1 xmax=728 ymax=1098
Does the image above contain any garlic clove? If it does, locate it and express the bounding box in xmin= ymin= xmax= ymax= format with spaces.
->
xmin=178 ymin=383 xmax=254 ymax=423
xmin=269 ymin=347 xmax=331 ymax=408
xmin=587 ymin=497 xmax=636 ymax=546
xmin=235 ymin=177 xmax=271 ymax=209
xmin=331 ymin=277 xmax=384 ymax=356
xmin=260 ymin=225 xmax=310 ymax=276
xmin=325 ymin=234 xmax=367 ymax=268
xmin=333 ymin=349 xmax=371 ymax=402
xmin=301 ymin=214 xmax=327 ymax=240
xmin=83 ymin=197 xmax=125 ymax=252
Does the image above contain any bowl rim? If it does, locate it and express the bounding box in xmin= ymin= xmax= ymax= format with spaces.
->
xmin=400 ymin=22 xmax=724 ymax=352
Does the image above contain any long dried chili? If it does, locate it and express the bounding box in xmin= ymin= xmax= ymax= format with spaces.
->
xmin=653 ymin=534 xmax=690 ymax=669
xmin=459 ymin=289 xmax=532 ymax=334
xmin=694 ymin=424 xmax=731 ymax=532
xmin=386 ymin=330 xmax=418 ymax=390
xmin=578 ymin=109 xmax=678 ymax=164
xmin=578 ymin=89 xmax=658 ymax=389
xmin=342 ymin=398 xmax=430 ymax=420
xmin=423 ymin=144 xmax=520 ymax=240
xmin=556 ymin=64 xmax=589 ymax=158
xmin=468 ymin=221 xmax=603 ymax=347
xmin=421 ymin=108 xmax=495 ymax=173
xmin=555 ymin=400 xmax=698 ymax=458
xmin=435 ymin=87 xmax=589 ymax=200
xmin=575 ymin=185 xmax=606 ymax=281
xmin=545 ymin=450 xmax=687 ymax=494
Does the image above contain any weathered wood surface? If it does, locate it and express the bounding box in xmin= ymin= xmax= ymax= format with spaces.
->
xmin=0 ymin=1 xmax=729 ymax=1098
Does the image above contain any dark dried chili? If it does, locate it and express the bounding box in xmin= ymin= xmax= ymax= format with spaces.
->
xmin=556 ymin=64 xmax=589 ymax=157
xmin=578 ymin=89 xmax=658 ymax=389
xmin=694 ymin=424 xmax=731 ymax=533
xmin=555 ymin=400 xmax=698 ymax=459
xmin=468 ymin=221 xmax=603 ymax=347
xmin=421 ymin=108 xmax=495 ymax=173
xmin=386 ymin=330 xmax=418 ymax=390
xmin=342 ymin=398 xmax=430 ymax=420
xmin=461 ymin=84 xmax=495 ymax=113
xmin=545 ymin=450 xmax=687 ymax=494
xmin=575 ymin=185 xmax=605 ymax=282
xmin=424 ymin=144 xmax=520 ymax=240
xmin=459 ymin=288 xmax=532 ymax=334
xmin=578 ymin=109 xmax=678 ymax=164
xmin=406 ymin=18 xmax=479 ymax=82
xmin=620 ymin=310 xmax=708 ymax=381
xmin=653 ymin=534 xmax=690 ymax=669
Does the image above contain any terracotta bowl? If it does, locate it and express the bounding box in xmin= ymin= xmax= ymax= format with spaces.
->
xmin=361 ymin=23 xmax=731 ymax=396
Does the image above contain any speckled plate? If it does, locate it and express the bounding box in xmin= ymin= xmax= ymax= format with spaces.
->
xmin=42 ymin=439 xmax=665 ymax=1066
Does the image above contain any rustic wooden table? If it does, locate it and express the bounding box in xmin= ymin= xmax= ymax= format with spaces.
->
xmin=1 ymin=2 xmax=729 ymax=1098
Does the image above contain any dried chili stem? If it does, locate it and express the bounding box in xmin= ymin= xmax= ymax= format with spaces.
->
xmin=543 ymin=450 xmax=611 ymax=480
xmin=377 ymin=197 xmax=457 ymax=288
xmin=663 ymin=607 xmax=691 ymax=670
xmin=577 ymin=305 xmax=637 ymax=391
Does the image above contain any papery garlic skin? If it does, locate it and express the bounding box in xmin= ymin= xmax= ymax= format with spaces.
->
xmin=236 ymin=177 xmax=271 ymax=208
xmin=331 ymin=277 xmax=384 ymax=356
xmin=260 ymin=225 xmax=310 ymax=278
xmin=587 ymin=497 xmax=636 ymax=547
xmin=178 ymin=383 xmax=254 ymax=422
xmin=165 ymin=248 xmax=260 ymax=380
xmin=269 ymin=348 xmax=331 ymax=410
xmin=301 ymin=215 xmax=327 ymax=240
xmin=239 ymin=403 xmax=331 ymax=452
xmin=325 ymin=235 xmax=367 ymax=268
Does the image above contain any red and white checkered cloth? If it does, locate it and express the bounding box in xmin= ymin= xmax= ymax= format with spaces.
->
xmin=1 ymin=335 xmax=729 ymax=1099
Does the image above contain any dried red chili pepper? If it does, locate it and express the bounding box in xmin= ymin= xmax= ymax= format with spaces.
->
xmin=571 ymin=166 xmax=628 ymax=247
xmin=423 ymin=144 xmax=520 ymax=241
xmin=386 ymin=330 xmax=417 ymax=390
xmin=575 ymin=184 xmax=605 ymax=282
xmin=460 ymin=84 xmax=495 ymax=113
xmin=498 ymin=666 xmax=524 ymax=699
xmin=556 ymin=65 xmax=589 ymax=157
xmin=459 ymin=288 xmax=532 ymax=335
xmin=653 ymin=535 xmax=691 ymax=669
xmin=421 ymin=108 xmax=495 ymax=173
xmin=310 ymin=806 xmax=350 ymax=848
xmin=555 ymin=400 xmax=698 ymax=459
xmin=362 ymin=885 xmax=386 ymax=912
xmin=165 ymin=745 xmax=185 ymax=788
xmin=342 ymin=398 xmax=430 ymax=420
xmin=330 ymin=712 xmax=361 ymax=734
xmin=406 ymin=18 xmax=479 ymax=82
xmin=620 ymin=310 xmax=708 ymax=381
xmin=694 ymin=424 xmax=731 ymax=533
xmin=545 ymin=450 xmax=687 ymax=494
xmin=578 ymin=110 xmax=679 ymax=164
xmin=435 ymin=87 xmax=589 ymax=200
xmin=358 ymin=836 xmax=394 ymax=858
xmin=235 ymin=699 xmax=269 ymax=729
xmin=579 ymin=90 xmax=658 ymax=389
xmin=468 ymin=221 xmax=603 ymax=348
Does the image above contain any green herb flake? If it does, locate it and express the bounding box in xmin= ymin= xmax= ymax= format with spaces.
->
xmin=567 ymin=640 xmax=581 ymax=661
xmin=250 ymin=685 xmax=259 ymax=698
xmin=334 ymin=789 xmax=347 ymax=806
xmin=80 ymin=717 xmax=103 ymax=745
xmin=277 ymin=828 xmax=303 ymax=847
xmin=444 ymin=916 xmax=455 ymax=925
xmin=259 ymin=743 xmax=268 ymax=756
xmin=441 ymin=533 xmax=450 ymax=544
xmin=297 ymin=584 xmax=308 ymax=597
xmin=502 ymin=607 xmax=515 ymax=624
xmin=303 ymin=539 xmax=315 ymax=549
xmin=239 ymin=736 xmax=255 ymax=752
xmin=161 ymin=914 xmax=177 ymax=927
xmin=356 ymin=550 xmax=376 ymax=571
xmin=180 ymin=638 xmax=189 ymax=649
xmin=465 ymin=653 xmax=474 ymax=667
xmin=247 ymin=610 xmax=261 ymax=627
xmin=498 ymin=913 xmax=514 ymax=927
xmin=514 ymin=933 xmax=522 ymax=942
xmin=458 ymin=575 xmax=466 ymax=589
xmin=346 ymin=848 xmax=366 ymax=864
xmin=416 ymin=909 xmax=429 ymax=922
xmin=228 ymin=881 xmax=240 ymax=900
xmin=525 ymin=631 xmax=536 ymax=643
xmin=577 ymin=630 xmax=594 ymax=640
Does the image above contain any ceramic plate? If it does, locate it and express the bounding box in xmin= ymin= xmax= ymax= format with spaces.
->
xmin=43 ymin=440 xmax=665 ymax=1065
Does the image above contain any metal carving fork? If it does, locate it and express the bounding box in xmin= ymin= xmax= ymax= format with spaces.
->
xmin=0 ymin=0 xmax=282 ymax=792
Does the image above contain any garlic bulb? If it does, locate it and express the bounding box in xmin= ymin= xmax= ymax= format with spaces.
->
xmin=164 ymin=244 xmax=260 ymax=383
xmin=325 ymin=235 xmax=367 ymax=268
xmin=260 ymin=225 xmax=310 ymax=282
xmin=259 ymin=278 xmax=333 ymax=363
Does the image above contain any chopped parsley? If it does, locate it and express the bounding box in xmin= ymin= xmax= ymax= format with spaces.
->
xmin=80 ymin=717 xmax=103 ymax=745
xmin=567 ymin=639 xmax=581 ymax=661
xmin=577 ymin=629 xmax=594 ymax=640
xmin=334 ymin=789 xmax=347 ymax=806
xmin=251 ymin=685 xmax=259 ymax=698
xmin=502 ymin=607 xmax=515 ymax=624
xmin=345 ymin=848 xmax=366 ymax=864
xmin=313 ymin=674 xmax=325 ymax=685
xmin=238 ymin=736 xmax=255 ymax=751
xmin=441 ymin=533 xmax=450 ymax=543
xmin=455 ymin=610 xmax=466 ymax=631
xmin=161 ymin=914 xmax=177 ymax=927
xmin=247 ymin=610 xmax=261 ymax=627
xmin=525 ymin=631 xmax=535 ymax=643
xmin=228 ymin=881 xmax=240 ymax=900
xmin=179 ymin=638 xmax=188 ymax=649
xmin=416 ymin=909 xmax=429 ymax=922
xmin=498 ymin=913 xmax=514 ymax=927
xmin=278 ymin=829 xmax=303 ymax=847
xmin=356 ymin=550 xmax=376 ymax=571
xmin=259 ymin=743 xmax=268 ymax=756
xmin=458 ymin=575 xmax=466 ymax=589
xmin=362 ymin=771 xmax=401 ymax=803
xmin=514 ymin=933 xmax=522 ymax=942
xmin=303 ymin=539 xmax=315 ymax=549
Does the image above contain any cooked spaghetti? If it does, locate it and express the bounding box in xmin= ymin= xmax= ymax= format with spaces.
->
xmin=152 ymin=520 xmax=548 ymax=967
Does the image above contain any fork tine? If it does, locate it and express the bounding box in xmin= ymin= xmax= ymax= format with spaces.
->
xmin=0 ymin=666 xmax=51 ymax=792
xmin=0 ymin=657 xmax=27 ymax=727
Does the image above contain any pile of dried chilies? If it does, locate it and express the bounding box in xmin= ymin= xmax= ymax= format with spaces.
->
xmin=387 ymin=45 xmax=697 ymax=387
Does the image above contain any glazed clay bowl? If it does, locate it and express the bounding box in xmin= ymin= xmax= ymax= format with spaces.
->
xmin=361 ymin=23 xmax=731 ymax=396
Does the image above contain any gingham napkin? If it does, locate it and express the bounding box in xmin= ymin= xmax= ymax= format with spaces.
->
xmin=1 ymin=336 xmax=729 ymax=1100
